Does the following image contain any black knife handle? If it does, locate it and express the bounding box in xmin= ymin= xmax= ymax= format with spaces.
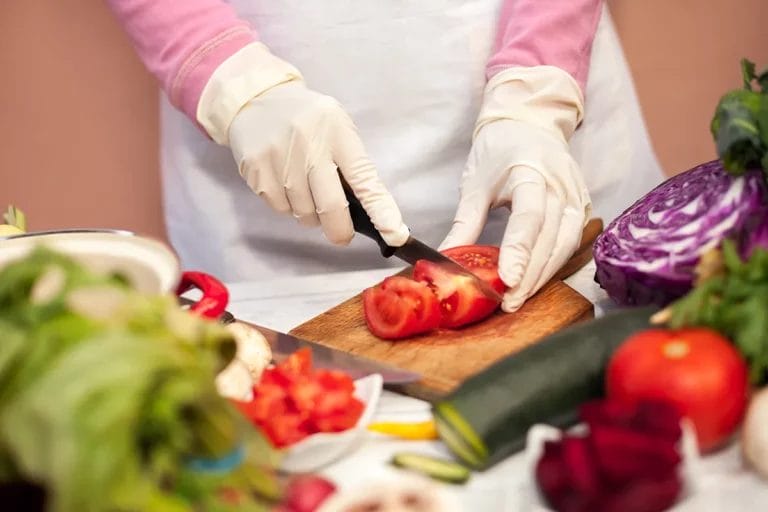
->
xmin=338 ymin=171 xmax=396 ymax=258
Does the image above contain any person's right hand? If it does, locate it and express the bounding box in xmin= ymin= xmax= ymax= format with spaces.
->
xmin=197 ymin=42 xmax=409 ymax=248
xmin=227 ymin=80 xmax=409 ymax=247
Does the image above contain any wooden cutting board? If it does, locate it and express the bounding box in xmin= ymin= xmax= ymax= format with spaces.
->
xmin=290 ymin=219 xmax=603 ymax=402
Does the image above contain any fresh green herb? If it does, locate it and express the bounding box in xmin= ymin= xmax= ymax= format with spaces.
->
xmin=658 ymin=240 xmax=768 ymax=384
xmin=0 ymin=248 xmax=279 ymax=512
xmin=2 ymin=205 xmax=26 ymax=231
xmin=710 ymin=58 xmax=768 ymax=176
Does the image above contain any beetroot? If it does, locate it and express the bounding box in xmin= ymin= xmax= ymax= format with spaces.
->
xmin=590 ymin=424 xmax=681 ymax=482
xmin=281 ymin=475 xmax=336 ymax=512
xmin=535 ymin=399 xmax=684 ymax=512
xmin=599 ymin=475 xmax=683 ymax=512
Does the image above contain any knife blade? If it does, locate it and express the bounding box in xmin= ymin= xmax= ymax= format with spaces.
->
xmin=177 ymin=297 xmax=421 ymax=385
xmin=339 ymin=174 xmax=504 ymax=303
xmin=251 ymin=324 xmax=422 ymax=385
xmin=391 ymin=236 xmax=504 ymax=303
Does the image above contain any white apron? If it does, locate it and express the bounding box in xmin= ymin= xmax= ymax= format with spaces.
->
xmin=159 ymin=1 xmax=664 ymax=281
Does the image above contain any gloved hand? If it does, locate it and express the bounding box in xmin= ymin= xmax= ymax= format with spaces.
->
xmin=196 ymin=42 xmax=410 ymax=247
xmin=441 ymin=66 xmax=592 ymax=312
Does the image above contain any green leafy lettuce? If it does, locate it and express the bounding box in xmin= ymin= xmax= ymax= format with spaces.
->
xmin=0 ymin=248 xmax=279 ymax=512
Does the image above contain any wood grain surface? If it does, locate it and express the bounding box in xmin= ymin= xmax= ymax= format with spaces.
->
xmin=290 ymin=219 xmax=603 ymax=402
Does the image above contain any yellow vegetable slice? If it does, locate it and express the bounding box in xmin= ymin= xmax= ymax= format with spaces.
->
xmin=367 ymin=420 xmax=438 ymax=440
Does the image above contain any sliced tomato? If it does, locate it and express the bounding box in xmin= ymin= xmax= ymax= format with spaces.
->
xmin=282 ymin=347 xmax=313 ymax=376
xmin=413 ymin=245 xmax=505 ymax=329
xmin=236 ymin=346 xmax=365 ymax=448
xmin=312 ymin=389 xmax=355 ymax=418
xmin=263 ymin=412 xmax=309 ymax=448
xmin=287 ymin=378 xmax=323 ymax=413
xmin=362 ymin=276 xmax=441 ymax=340
xmin=314 ymin=369 xmax=355 ymax=394
xmin=312 ymin=398 xmax=365 ymax=432
xmin=441 ymin=245 xmax=506 ymax=292
xmin=234 ymin=383 xmax=287 ymax=423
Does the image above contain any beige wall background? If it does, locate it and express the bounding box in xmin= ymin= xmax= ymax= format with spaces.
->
xmin=1 ymin=1 xmax=767 ymax=240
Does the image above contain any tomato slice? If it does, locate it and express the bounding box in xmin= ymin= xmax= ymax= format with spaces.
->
xmin=362 ymin=276 xmax=441 ymax=340
xmin=282 ymin=347 xmax=313 ymax=376
xmin=233 ymin=383 xmax=287 ymax=423
xmin=413 ymin=245 xmax=505 ymax=329
xmin=440 ymin=245 xmax=506 ymax=293
xmin=263 ymin=412 xmax=310 ymax=448
xmin=314 ymin=369 xmax=356 ymax=394
xmin=312 ymin=398 xmax=365 ymax=432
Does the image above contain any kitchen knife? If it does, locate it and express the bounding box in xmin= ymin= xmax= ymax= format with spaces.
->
xmin=178 ymin=297 xmax=421 ymax=385
xmin=339 ymin=175 xmax=504 ymax=303
xmin=251 ymin=323 xmax=422 ymax=384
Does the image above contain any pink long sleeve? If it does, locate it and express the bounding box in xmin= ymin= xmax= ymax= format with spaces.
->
xmin=105 ymin=0 xmax=258 ymax=123
xmin=487 ymin=0 xmax=603 ymax=93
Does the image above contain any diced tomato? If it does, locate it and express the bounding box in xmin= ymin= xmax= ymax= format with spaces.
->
xmin=234 ymin=383 xmax=287 ymax=423
xmin=312 ymin=398 xmax=365 ymax=432
xmin=413 ymin=245 xmax=505 ymax=329
xmin=263 ymin=412 xmax=309 ymax=448
xmin=362 ymin=276 xmax=441 ymax=340
xmin=235 ymin=347 xmax=365 ymax=449
xmin=312 ymin=389 xmax=355 ymax=418
xmin=315 ymin=369 xmax=355 ymax=394
xmin=287 ymin=378 xmax=323 ymax=412
xmin=282 ymin=347 xmax=313 ymax=376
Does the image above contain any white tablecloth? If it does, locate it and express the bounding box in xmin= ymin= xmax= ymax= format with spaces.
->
xmin=225 ymin=261 xmax=768 ymax=511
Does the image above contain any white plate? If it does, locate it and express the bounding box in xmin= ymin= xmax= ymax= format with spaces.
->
xmin=279 ymin=373 xmax=383 ymax=474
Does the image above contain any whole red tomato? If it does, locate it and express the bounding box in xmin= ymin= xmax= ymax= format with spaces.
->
xmin=606 ymin=328 xmax=749 ymax=453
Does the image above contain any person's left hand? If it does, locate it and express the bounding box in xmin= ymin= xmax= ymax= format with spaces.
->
xmin=440 ymin=66 xmax=592 ymax=312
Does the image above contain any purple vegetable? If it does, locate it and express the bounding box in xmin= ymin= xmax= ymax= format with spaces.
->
xmin=594 ymin=159 xmax=768 ymax=307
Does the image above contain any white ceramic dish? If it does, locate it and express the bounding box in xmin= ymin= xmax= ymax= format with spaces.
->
xmin=279 ymin=373 xmax=384 ymax=474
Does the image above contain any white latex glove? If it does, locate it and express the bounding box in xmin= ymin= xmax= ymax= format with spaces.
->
xmin=196 ymin=43 xmax=410 ymax=247
xmin=441 ymin=66 xmax=592 ymax=312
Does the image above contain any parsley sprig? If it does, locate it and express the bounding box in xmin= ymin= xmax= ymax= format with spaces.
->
xmin=710 ymin=58 xmax=768 ymax=177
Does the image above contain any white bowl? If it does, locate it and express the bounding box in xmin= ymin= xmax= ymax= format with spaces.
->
xmin=279 ymin=373 xmax=383 ymax=474
xmin=0 ymin=231 xmax=180 ymax=294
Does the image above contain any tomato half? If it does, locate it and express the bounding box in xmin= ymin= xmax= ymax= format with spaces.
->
xmin=362 ymin=276 xmax=441 ymax=340
xmin=413 ymin=245 xmax=505 ymax=329
xmin=606 ymin=328 xmax=749 ymax=453
xmin=440 ymin=246 xmax=506 ymax=292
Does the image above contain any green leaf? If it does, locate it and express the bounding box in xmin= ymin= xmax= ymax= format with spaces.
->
xmin=759 ymin=69 xmax=768 ymax=93
xmin=758 ymin=95 xmax=768 ymax=148
xmin=712 ymin=59 xmax=768 ymax=176
xmin=2 ymin=205 xmax=26 ymax=231
xmin=712 ymin=91 xmax=765 ymax=173
xmin=742 ymin=58 xmax=757 ymax=89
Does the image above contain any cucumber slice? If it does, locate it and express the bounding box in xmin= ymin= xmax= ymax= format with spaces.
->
xmin=433 ymin=411 xmax=485 ymax=469
xmin=391 ymin=452 xmax=471 ymax=485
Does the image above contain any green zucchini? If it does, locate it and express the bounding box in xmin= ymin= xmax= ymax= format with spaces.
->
xmin=391 ymin=452 xmax=471 ymax=484
xmin=433 ymin=305 xmax=658 ymax=470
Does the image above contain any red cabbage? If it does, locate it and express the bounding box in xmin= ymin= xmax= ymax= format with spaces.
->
xmin=594 ymin=159 xmax=768 ymax=307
